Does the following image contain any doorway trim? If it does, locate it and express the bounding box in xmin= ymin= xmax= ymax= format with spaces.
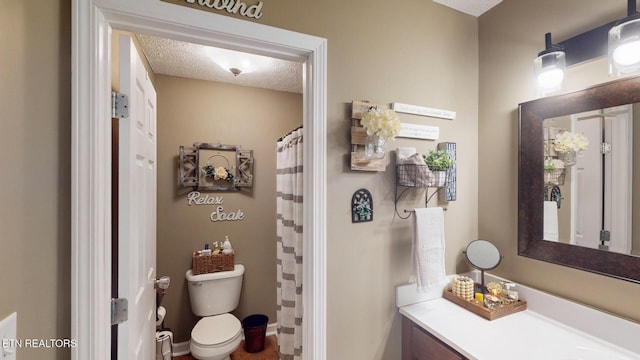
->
xmin=71 ymin=1 xmax=327 ymax=359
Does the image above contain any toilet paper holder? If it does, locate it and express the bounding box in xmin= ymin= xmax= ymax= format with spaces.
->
xmin=155 ymin=276 xmax=171 ymax=294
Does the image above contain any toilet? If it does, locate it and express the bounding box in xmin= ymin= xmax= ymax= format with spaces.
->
xmin=185 ymin=264 xmax=245 ymax=360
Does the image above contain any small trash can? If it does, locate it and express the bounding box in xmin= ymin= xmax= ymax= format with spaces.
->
xmin=242 ymin=314 xmax=269 ymax=353
xmin=155 ymin=330 xmax=173 ymax=360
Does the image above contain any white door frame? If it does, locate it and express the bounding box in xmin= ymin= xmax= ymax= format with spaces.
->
xmin=71 ymin=1 xmax=327 ymax=359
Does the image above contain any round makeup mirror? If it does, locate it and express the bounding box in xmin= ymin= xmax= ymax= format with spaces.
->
xmin=465 ymin=239 xmax=502 ymax=270
xmin=464 ymin=239 xmax=502 ymax=292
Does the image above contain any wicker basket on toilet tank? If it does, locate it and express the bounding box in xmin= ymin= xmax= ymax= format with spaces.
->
xmin=192 ymin=251 xmax=235 ymax=274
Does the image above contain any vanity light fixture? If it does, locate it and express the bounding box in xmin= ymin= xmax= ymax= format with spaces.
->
xmin=609 ymin=0 xmax=640 ymax=76
xmin=534 ymin=33 xmax=566 ymax=96
xmin=534 ymin=0 xmax=640 ymax=94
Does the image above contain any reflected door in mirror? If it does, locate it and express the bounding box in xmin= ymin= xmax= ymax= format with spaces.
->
xmin=542 ymin=105 xmax=634 ymax=255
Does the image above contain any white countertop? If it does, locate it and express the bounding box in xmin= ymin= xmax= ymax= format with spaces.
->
xmin=397 ymin=273 xmax=640 ymax=360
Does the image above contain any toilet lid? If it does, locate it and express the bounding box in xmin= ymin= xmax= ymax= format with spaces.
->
xmin=192 ymin=314 xmax=241 ymax=346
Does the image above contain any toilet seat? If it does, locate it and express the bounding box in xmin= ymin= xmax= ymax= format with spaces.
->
xmin=191 ymin=313 xmax=242 ymax=348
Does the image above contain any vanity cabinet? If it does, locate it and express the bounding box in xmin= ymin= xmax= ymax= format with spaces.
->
xmin=402 ymin=316 xmax=467 ymax=360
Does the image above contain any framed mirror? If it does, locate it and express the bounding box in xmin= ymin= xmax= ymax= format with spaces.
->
xmin=518 ymin=75 xmax=640 ymax=284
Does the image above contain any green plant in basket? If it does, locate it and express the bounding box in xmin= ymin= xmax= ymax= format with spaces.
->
xmin=423 ymin=150 xmax=455 ymax=172
xmin=544 ymin=157 xmax=556 ymax=172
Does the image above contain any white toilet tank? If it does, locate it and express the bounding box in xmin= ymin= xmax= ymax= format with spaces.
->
xmin=185 ymin=264 xmax=245 ymax=317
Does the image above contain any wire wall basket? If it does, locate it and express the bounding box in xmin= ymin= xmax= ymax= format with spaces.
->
xmin=396 ymin=164 xmax=432 ymax=187
xmin=396 ymin=164 xmax=452 ymax=188
xmin=544 ymin=168 xmax=565 ymax=186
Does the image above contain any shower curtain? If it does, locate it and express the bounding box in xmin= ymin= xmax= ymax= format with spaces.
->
xmin=276 ymin=127 xmax=303 ymax=360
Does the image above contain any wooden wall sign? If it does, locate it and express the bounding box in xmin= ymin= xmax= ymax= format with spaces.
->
xmin=160 ymin=0 xmax=264 ymax=20
xmin=392 ymin=102 xmax=456 ymax=120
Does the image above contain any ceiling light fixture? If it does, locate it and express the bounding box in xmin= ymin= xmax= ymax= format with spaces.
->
xmin=205 ymin=47 xmax=274 ymax=75
xmin=609 ymin=0 xmax=640 ymax=76
xmin=534 ymin=33 xmax=566 ymax=96
xmin=229 ymin=68 xmax=242 ymax=76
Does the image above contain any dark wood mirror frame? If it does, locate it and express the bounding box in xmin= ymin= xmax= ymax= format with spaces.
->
xmin=518 ymin=75 xmax=640 ymax=284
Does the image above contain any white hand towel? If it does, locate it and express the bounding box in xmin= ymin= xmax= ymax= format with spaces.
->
xmin=543 ymin=201 xmax=559 ymax=241
xmin=410 ymin=207 xmax=447 ymax=291
xmin=396 ymin=147 xmax=417 ymax=161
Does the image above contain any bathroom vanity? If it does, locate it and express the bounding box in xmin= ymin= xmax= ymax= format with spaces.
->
xmin=402 ymin=315 xmax=465 ymax=360
xmin=397 ymin=274 xmax=640 ymax=360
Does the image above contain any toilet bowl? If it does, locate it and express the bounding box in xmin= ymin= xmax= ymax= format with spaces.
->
xmin=190 ymin=314 xmax=242 ymax=360
xmin=185 ymin=265 xmax=245 ymax=360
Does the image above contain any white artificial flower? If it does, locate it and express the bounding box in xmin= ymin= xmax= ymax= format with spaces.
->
xmin=554 ymin=131 xmax=589 ymax=153
xmin=360 ymin=108 xmax=401 ymax=141
xmin=214 ymin=166 xmax=228 ymax=180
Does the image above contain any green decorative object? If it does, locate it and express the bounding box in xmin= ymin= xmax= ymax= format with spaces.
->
xmin=423 ymin=149 xmax=455 ymax=172
xmin=352 ymin=189 xmax=373 ymax=223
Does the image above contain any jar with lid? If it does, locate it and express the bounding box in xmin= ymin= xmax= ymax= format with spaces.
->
xmin=502 ymin=282 xmax=518 ymax=304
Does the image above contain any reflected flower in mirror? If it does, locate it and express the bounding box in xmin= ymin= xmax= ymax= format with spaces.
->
xmin=554 ymin=131 xmax=588 ymax=167
xmin=553 ymin=131 xmax=589 ymax=153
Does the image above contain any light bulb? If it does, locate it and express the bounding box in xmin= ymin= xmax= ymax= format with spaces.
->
xmin=612 ymin=40 xmax=640 ymax=66
xmin=609 ymin=18 xmax=640 ymax=76
xmin=537 ymin=68 xmax=565 ymax=89
xmin=534 ymin=50 xmax=566 ymax=96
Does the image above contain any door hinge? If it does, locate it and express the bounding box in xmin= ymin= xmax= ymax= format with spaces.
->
xmin=111 ymin=92 xmax=129 ymax=119
xmin=601 ymin=142 xmax=612 ymax=155
xmin=599 ymin=230 xmax=611 ymax=250
xmin=111 ymin=298 xmax=128 ymax=325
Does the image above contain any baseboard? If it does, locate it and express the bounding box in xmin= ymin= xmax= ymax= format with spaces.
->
xmin=265 ymin=322 xmax=278 ymax=337
xmin=171 ymin=340 xmax=190 ymax=356
xmin=169 ymin=322 xmax=278 ymax=356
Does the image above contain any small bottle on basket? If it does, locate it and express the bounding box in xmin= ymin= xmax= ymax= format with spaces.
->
xmin=201 ymin=243 xmax=212 ymax=256
xmin=222 ymin=235 xmax=233 ymax=254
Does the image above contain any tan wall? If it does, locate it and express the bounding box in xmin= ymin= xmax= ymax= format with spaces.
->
xmin=3 ymin=1 xmax=479 ymax=358
xmin=0 ymin=0 xmax=71 ymax=359
xmin=255 ymin=4 xmax=480 ymax=358
xmin=155 ymin=75 xmax=302 ymax=342
xmin=479 ymin=0 xmax=640 ymax=323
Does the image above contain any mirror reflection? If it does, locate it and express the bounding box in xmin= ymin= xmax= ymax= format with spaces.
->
xmin=542 ymin=104 xmax=640 ymax=256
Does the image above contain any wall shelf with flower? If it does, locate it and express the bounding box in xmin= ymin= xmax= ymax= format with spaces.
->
xmin=542 ymin=124 xmax=589 ymax=208
xmin=350 ymin=100 xmax=401 ymax=171
xmin=178 ymin=142 xmax=254 ymax=191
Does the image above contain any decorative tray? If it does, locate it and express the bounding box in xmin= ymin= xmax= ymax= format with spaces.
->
xmin=443 ymin=288 xmax=527 ymax=321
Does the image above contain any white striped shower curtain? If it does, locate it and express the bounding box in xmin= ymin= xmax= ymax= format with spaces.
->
xmin=276 ymin=127 xmax=303 ymax=360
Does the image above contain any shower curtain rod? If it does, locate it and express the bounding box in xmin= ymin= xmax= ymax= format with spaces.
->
xmin=277 ymin=125 xmax=303 ymax=142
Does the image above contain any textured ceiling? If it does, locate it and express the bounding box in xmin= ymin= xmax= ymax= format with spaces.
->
xmin=433 ymin=0 xmax=502 ymax=17
xmin=135 ymin=34 xmax=303 ymax=94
